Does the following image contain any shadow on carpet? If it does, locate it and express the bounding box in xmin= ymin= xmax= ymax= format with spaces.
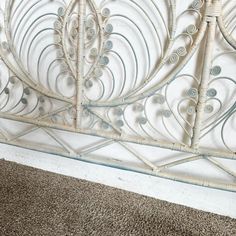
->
xmin=0 ymin=160 xmax=235 ymax=236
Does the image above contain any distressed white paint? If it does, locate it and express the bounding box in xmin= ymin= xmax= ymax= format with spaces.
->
xmin=0 ymin=0 xmax=236 ymax=219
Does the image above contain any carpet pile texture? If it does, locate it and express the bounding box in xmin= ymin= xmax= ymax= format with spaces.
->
xmin=0 ymin=160 xmax=235 ymax=236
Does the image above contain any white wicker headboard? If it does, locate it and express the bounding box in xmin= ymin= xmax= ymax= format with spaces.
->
xmin=0 ymin=0 xmax=235 ymax=191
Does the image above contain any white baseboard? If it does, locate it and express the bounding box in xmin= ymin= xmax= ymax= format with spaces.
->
xmin=1 ymin=143 xmax=235 ymax=219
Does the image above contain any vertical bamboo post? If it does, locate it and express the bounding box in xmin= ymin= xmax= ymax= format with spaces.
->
xmin=191 ymin=0 xmax=219 ymax=149
xmin=76 ymin=0 xmax=86 ymax=129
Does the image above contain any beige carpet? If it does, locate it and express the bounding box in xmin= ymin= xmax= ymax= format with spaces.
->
xmin=0 ymin=160 xmax=235 ymax=236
